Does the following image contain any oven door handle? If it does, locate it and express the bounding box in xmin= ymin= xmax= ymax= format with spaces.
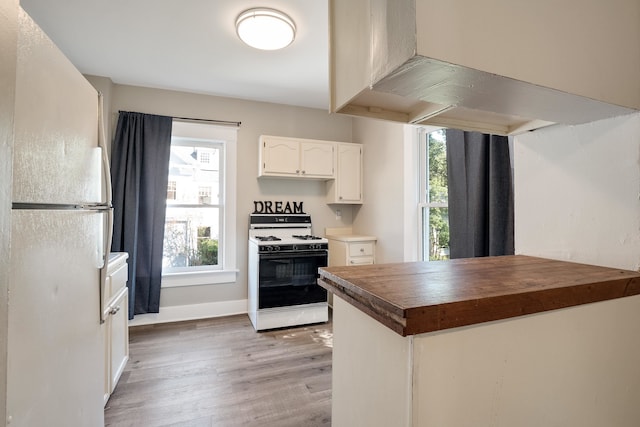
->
xmin=258 ymin=251 xmax=328 ymax=259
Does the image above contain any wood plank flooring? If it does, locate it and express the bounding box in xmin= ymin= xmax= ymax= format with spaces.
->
xmin=104 ymin=314 xmax=333 ymax=427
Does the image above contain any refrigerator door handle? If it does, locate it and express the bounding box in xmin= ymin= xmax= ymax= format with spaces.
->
xmin=97 ymin=92 xmax=113 ymax=208
xmin=81 ymin=203 xmax=112 ymax=211
xmin=12 ymin=202 xmax=110 ymax=211
xmin=99 ymin=206 xmax=114 ymax=324
xmin=98 ymin=92 xmax=114 ymax=324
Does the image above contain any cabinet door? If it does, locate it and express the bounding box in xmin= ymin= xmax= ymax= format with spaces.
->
xmin=337 ymin=144 xmax=362 ymax=202
xmin=300 ymin=141 xmax=335 ymax=177
xmin=262 ymin=137 xmax=300 ymax=176
xmin=109 ymin=288 xmax=129 ymax=394
xmin=103 ymin=318 xmax=111 ymax=406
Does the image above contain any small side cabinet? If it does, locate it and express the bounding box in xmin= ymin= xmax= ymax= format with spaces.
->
xmin=103 ymin=252 xmax=130 ymax=406
xmin=327 ymin=234 xmax=376 ymax=267
xmin=326 ymin=234 xmax=376 ymax=307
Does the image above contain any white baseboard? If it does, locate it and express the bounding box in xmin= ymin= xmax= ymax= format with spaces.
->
xmin=128 ymin=299 xmax=248 ymax=327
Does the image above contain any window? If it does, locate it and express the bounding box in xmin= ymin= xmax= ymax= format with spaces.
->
xmin=163 ymin=140 xmax=222 ymax=270
xmin=161 ymin=121 xmax=238 ymax=286
xmin=198 ymin=186 xmax=212 ymax=204
xmin=167 ymin=180 xmax=177 ymax=200
xmin=199 ymin=151 xmax=210 ymax=164
xmin=419 ymin=128 xmax=450 ymax=261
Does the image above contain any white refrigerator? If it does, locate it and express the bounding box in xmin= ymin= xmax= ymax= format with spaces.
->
xmin=6 ymin=8 xmax=112 ymax=426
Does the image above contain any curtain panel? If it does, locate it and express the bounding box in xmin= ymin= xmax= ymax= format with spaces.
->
xmin=111 ymin=111 xmax=173 ymax=319
xmin=446 ymin=129 xmax=514 ymax=259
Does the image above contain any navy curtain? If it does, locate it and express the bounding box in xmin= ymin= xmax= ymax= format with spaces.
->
xmin=446 ymin=129 xmax=514 ymax=259
xmin=111 ymin=112 xmax=173 ymax=319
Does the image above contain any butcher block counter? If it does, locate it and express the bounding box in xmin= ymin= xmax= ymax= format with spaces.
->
xmin=318 ymin=255 xmax=640 ymax=427
xmin=318 ymin=255 xmax=640 ymax=336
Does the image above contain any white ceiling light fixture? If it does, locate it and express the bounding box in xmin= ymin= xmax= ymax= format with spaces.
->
xmin=236 ymin=8 xmax=296 ymax=51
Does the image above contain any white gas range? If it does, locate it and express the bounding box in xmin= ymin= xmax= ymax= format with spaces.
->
xmin=247 ymin=214 xmax=329 ymax=331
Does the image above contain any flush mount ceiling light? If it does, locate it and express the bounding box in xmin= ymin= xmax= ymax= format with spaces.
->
xmin=235 ymin=8 xmax=296 ymax=50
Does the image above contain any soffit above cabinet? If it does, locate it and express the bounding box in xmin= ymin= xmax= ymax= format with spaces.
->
xmin=329 ymin=0 xmax=640 ymax=135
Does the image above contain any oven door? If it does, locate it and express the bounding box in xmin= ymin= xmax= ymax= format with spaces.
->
xmin=258 ymin=250 xmax=328 ymax=309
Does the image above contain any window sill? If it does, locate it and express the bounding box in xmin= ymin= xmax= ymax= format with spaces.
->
xmin=161 ymin=269 xmax=239 ymax=288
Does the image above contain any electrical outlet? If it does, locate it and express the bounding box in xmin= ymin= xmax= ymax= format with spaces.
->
xmin=336 ymin=209 xmax=342 ymax=219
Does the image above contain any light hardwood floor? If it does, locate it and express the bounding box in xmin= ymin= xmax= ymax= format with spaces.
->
xmin=104 ymin=314 xmax=333 ymax=427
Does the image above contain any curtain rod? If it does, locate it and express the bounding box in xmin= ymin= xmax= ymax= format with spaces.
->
xmin=118 ymin=111 xmax=241 ymax=127
xmin=173 ymin=116 xmax=241 ymax=127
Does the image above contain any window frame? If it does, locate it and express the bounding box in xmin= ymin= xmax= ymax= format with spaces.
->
xmin=163 ymin=138 xmax=224 ymax=273
xmin=161 ymin=120 xmax=238 ymax=287
xmin=418 ymin=127 xmax=449 ymax=261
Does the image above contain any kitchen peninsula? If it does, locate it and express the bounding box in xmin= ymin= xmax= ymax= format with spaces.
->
xmin=318 ymin=255 xmax=640 ymax=427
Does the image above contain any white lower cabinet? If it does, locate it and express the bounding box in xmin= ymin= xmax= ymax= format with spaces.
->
xmin=103 ymin=253 xmax=130 ymax=406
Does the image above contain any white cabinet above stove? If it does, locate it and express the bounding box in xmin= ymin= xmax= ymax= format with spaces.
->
xmin=327 ymin=142 xmax=363 ymax=204
xmin=259 ymin=135 xmax=335 ymax=179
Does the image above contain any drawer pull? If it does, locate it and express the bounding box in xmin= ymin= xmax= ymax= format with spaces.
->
xmin=109 ymin=306 xmax=121 ymax=316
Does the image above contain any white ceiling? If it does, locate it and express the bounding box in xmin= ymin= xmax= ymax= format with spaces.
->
xmin=20 ymin=0 xmax=330 ymax=110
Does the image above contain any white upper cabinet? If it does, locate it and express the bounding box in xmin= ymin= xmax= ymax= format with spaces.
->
xmin=261 ymin=136 xmax=300 ymax=176
xmin=300 ymin=141 xmax=335 ymax=177
xmin=259 ymin=135 xmax=335 ymax=179
xmin=330 ymin=0 xmax=640 ymax=135
xmin=327 ymin=142 xmax=363 ymax=204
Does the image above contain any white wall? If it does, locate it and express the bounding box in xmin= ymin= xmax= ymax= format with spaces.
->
xmin=90 ymin=79 xmax=354 ymax=323
xmin=514 ymin=113 xmax=640 ymax=271
xmin=92 ymin=81 xmax=640 ymax=325
xmin=351 ymin=117 xmax=419 ymax=263
xmin=84 ymin=75 xmax=114 ymax=154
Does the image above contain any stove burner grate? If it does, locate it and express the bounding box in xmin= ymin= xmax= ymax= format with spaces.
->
xmin=254 ymin=236 xmax=282 ymax=242
xmin=292 ymin=235 xmax=322 ymax=240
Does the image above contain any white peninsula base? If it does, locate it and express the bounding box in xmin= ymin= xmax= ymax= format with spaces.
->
xmin=331 ymin=295 xmax=640 ymax=427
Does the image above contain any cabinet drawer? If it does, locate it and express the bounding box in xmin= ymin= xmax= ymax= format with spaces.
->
xmin=349 ymin=242 xmax=374 ymax=257
xmin=349 ymin=257 xmax=374 ymax=265
xmin=108 ymin=262 xmax=128 ymax=301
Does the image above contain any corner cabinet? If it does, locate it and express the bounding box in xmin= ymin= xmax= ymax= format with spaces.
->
xmin=326 ymin=233 xmax=377 ymax=307
xmin=103 ymin=252 xmax=130 ymax=406
xmin=259 ymin=135 xmax=335 ymax=179
xmin=327 ymin=234 xmax=377 ymax=267
xmin=327 ymin=142 xmax=363 ymax=204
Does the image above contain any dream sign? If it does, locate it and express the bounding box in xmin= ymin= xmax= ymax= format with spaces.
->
xmin=252 ymin=201 xmax=305 ymax=215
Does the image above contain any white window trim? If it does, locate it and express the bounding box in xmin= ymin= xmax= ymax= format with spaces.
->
xmin=162 ymin=120 xmax=238 ymax=287
xmin=417 ymin=126 xmax=447 ymax=261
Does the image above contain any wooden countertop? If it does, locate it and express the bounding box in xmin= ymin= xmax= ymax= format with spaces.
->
xmin=318 ymin=255 xmax=640 ymax=336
